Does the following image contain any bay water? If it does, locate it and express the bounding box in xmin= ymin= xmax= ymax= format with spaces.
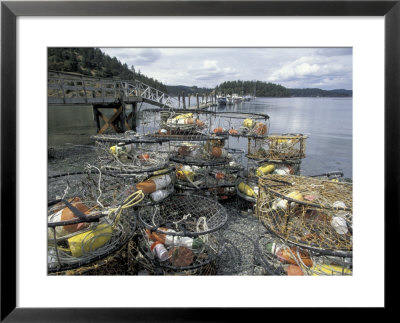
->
xmin=48 ymin=97 xmax=352 ymax=178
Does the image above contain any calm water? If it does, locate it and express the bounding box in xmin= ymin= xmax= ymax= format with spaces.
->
xmin=48 ymin=97 xmax=352 ymax=178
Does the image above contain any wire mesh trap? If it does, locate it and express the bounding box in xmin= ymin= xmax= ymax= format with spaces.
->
xmin=258 ymin=234 xmax=352 ymax=276
xmin=173 ymin=162 xmax=243 ymax=192
xmin=246 ymin=158 xmax=302 ymax=180
xmin=256 ymin=174 xmax=352 ymax=256
xmin=47 ymin=171 xmax=142 ymax=273
xmin=49 ymin=239 xmax=138 ymax=276
xmin=91 ymin=131 xmax=170 ymax=176
xmin=211 ymin=112 xmax=270 ymax=138
xmin=247 ymin=134 xmax=308 ymax=161
xmin=136 ymin=194 xmax=228 ymax=270
xmin=144 ymin=109 xmax=216 ymax=140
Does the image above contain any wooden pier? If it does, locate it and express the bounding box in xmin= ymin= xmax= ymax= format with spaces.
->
xmin=48 ymin=71 xmax=217 ymax=134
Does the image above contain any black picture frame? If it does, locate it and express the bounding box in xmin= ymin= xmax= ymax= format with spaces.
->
xmin=1 ymin=0 xmax=398 ymax=321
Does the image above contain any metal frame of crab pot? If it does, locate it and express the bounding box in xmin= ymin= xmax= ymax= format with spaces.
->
xmin=91 ymin=133 xmax=171 ymax=177
xmin=257 ymin=233 xmax=352 ymax=276
xmin=146 ymin=109 xmax=217 ymax=141
xmin=246 ymin=157 xmax=302 ymax=179
xmin=256 ymin=175 xmax=353 ymax=258
xmin=211 ymin=111 xmax=270 ymax=138
xmin=171 ymin=146 xmax=245 ymax=199
xmin=136 ymin=193 xmax=228 ymax=272
xmin=247 ymin=133 xmax=308 ymax=161
xmin=47 ymin=171 xmax=145 ymax=274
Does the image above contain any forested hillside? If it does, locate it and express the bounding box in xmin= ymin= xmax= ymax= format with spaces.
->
xmin=165 ymin=85 xmax=213 ymax=96
xmin=215 ymin=80 xmax=290 ymax=97
xmin=288 ymin=88 xmax=352 ymax=97
xmin=48 ymin=48 xmax=167 ymax=92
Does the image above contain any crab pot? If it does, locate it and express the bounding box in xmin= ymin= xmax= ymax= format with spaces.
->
xmin=256 ymin=174 xmax=352 ymax=257
xmin=135 ymin=245 xmax=219 ymax=276
xmin=258 ymin=234 xmax=352 ymax=276
xmin=147 ymin=110 xmax=214 ymax=141
xmin=247 ymin=134 xmax=307 ymax=160
xmin=137 ymin=194 xmax=228 ymax=271
xmin=91 ymin=132 xmax=170 ymax=176
xmin=47 ymin=172 xmax=142 ymax=273
xmin=173 ymin=160 xmax=243 ymax=193
xmin=211 ymin=112 xmax=270 ymax=138
xmin=50 ymin=240 xmax=138 ymax=275
xmin=247 ymin=158 xmax=301 ymax=180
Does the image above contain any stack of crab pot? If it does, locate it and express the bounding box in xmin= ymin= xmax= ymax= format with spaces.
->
xmin=170 ymin=137 xmax=244 ymax=201
xmin=91 ymin=131 xmax=176 ymax=206
xmin=256 ymin=174 xmax=352 ymax=276
xmin=237 ymin=133 xmax=307 ymax=213
xmin=47 ymin=171 xmax=141 ymax=275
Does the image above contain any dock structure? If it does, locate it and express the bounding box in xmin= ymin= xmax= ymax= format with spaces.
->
xmin=48 ymin=71 xmax=218 ymax=134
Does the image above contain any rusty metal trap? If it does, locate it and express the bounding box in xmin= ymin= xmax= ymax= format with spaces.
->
xmin=247 ymin=134 xmax=307 ymax=161
xmin=47 ymin=171 xmax=142 ymax=273
xmin=210 ymin=112 xmax=270 ymax=138
xmin=256 ymin=174 xmax=352 ymax=256
xmin=91 ymin=131 xmax=170 ymax=176
xmin=258 ymin=234 xmax=352 ymax=276
xmin=136 ymin=194 xmax=228 ymax=271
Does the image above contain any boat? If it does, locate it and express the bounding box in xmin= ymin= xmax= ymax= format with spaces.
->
xmin=217 ymin=97 xmax=227 ymax=105
xmin=232 ymin=94 xmax=243 ymax=104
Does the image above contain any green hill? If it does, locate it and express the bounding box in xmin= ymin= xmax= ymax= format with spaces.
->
xmin=48 ymin=48 xmax=167 ymax=92
xmin=165 ymin=85 xmax=213 ymax=96
xmin=216 ymin=80 xmax=290 ymax=97
xmin=288 ymin=88 xmax=352 ymax=97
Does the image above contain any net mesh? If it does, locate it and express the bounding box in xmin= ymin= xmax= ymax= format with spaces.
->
xmin=257 ymin=174 xmax=352 ymax=255
xmin=136 ymin=194 xmax=227 ymax=270
xmin=211 ymin=112 xmax=270 ymax=138
xmin=248 ymin=134 xmax=307 ymax=160
xmin=258 ymin=233 xmax=352 ymax=276
xmin=47 ymin=171 xmax=141 ymax=272
xmin=91 ymin=132 xmax=169 ymax=176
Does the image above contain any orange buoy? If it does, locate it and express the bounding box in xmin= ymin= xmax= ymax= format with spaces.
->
xmin=60 ymin=197 xmax=90 ymax=233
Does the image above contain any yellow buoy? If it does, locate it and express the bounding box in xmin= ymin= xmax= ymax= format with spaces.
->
xmin=67 ymin=224 xmax=112 ymax=258
xmin=238 ymin=182 xmax=257 ymax=198
xmin=287 ymin=191 xmax=304 ymax=201
xmin=243 ymin=118 xmax=255 ymax=129
xmin=174 ymin=113 xmax=193 ymax=120
xmin=310 ymin=264 xmax=352 ymax=276
xmin=176 ymin=170 xmax=195 ymax=181
xmin=256 ymin=164 xmax=275 ymax=177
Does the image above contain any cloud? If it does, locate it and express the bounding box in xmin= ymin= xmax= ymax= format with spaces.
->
xmin=315 ymin=48 xmax=353 ymax=57
xmin=267 ymin=55 xmax=352 ymax=87
xmin=188 ymin=60 xmax=239 ymax=82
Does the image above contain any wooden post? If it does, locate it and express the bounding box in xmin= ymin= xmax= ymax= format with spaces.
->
xmin=178 ymin=94 xmax=181 ymax=108
xmin=120 ymin=102 xmax=126 ymax=132
xmin=182 ymin=91 xmax=186 ymax=109
xmin=131 ymin=102 xmax=137 ymax=132
xmin=196 ymin=93 xmax=199 ymax=109
xmin=93 ymin=105 xmax=101 ymax=133
xmin=188 ymin=94 xmax=191 ymax=107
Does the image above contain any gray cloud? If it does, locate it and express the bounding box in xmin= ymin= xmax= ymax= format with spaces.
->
xmin=100 ymin=48 xmax=352 ymax=90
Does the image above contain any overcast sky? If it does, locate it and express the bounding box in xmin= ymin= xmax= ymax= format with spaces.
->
xmin=100 ymin=47 xmax=352 ymax=90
